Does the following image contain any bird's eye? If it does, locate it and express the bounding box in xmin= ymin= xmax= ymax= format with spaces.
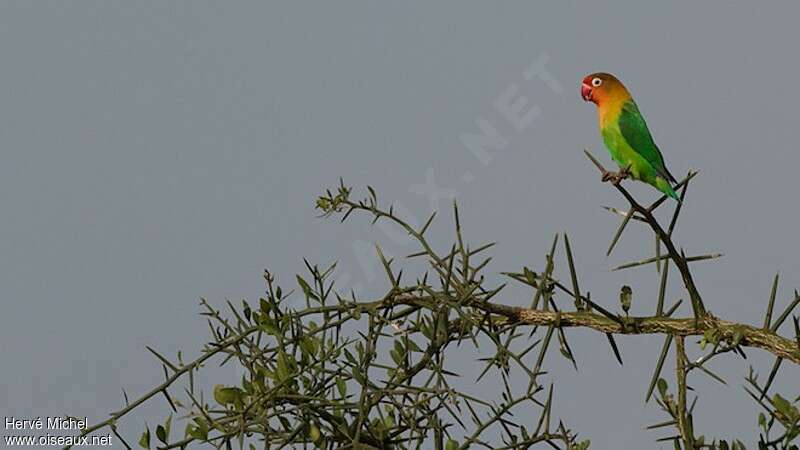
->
xmin=591 ymin=77 xmax=602 ymax=87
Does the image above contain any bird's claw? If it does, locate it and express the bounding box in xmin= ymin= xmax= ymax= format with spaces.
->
xmin=602 ymin=166 xmax=632 ymax=185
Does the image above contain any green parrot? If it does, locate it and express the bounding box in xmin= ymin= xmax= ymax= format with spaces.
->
xmin=581 ymin=72 xmax=679 ymax=200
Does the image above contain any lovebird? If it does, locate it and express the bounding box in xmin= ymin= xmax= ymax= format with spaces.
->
xmin=581 ymin=73 xmax=679 ymax=200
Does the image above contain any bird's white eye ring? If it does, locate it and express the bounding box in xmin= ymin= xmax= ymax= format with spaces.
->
xmin=591 ymin=77 xmax=602 ymax=87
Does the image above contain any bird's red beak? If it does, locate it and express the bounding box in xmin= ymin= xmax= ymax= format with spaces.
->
xmin=581 ymin=83 xmax=593 ymax=102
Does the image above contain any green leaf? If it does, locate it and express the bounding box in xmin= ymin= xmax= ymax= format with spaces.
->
xmin=155 ymin=425 xmax=166 ymax=445
xmin=445 ymin=439 xmax=459 ymax=450
xmin=260 ymin=322 xmax=279 ymax=336
xmin=242 ymin=300 xmax=251 ymax=321
xmin=300 ymin=336 xmax=319 ymax=357
xmin=619 ymin=285 xmax=632 ymax=314
xmin=352 ymin=367 xmax=365 ymax=385
xmin=343 ymin=349 xmax=356 ymax=365
xmin=309 ymin=423 xmax=321 ymax=442
xmin=774 ymin=394 xmax=793 ymax=419
xmin=657 ymin=378 xmax=669 ymax=398
xmin=296 ymin=275 xmax=319 ymax=301
xmin=213 ymin=384 xmax=242 ymax=405
xmin=420 ymin=319 xmax=432 ymax=340
xmin=138 ymin=426 xmax=150 ymax=449
xmin=163 ymin=415 xmax=171 ymax=443
xmin=336 ymin=377 xmax=347 ymax=397
xmin=258 ymin=313 xmax=280 ymax=335
xmin=192 ymin=419 xmax=209 ymax=441
xmin=276 ymin=351 xmax=295 ymax=382
xmin=390 ymin=349 xmax=401 ymax=365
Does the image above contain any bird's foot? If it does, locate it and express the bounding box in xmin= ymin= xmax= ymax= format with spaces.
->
xmin=602 ymin=168 xmax=630 ymax=185
xmin=611 ymin=166 xmax=631 ymax=185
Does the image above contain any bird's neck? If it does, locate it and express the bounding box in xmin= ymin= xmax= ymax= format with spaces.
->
xmin=597 ymin=93 xmax=630 ymax=129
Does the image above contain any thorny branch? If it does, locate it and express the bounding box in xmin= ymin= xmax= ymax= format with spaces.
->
xmin=68 ymin=163 xmax=799 ymax=450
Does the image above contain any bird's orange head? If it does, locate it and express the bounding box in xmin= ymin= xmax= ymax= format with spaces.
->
xmin=581 ymin=72 xmax=631 ymax=107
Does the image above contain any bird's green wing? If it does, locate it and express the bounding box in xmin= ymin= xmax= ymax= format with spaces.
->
xmin=618 ymin=100 xmax=676 ymax=183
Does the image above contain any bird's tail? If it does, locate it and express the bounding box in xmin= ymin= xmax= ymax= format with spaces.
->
xmin=656 ymin=177 xmax=680 ymax=202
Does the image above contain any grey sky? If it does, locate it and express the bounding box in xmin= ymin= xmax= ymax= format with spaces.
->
xmin=1 ymin=2 xmax=799 ymax=448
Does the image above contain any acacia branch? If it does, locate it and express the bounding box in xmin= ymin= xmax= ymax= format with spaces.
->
xmin=70 ymin=178 xmax=799 ymax=449
xmin=63 ymin=325 xmax=260 ymax=450
xmin=456 ymin=297 xmax=800 ymax=364
xmin=372 ymin=292 xmax=800 ymax=365
xmin=583 ymin=150 xmax=707 ymax=318
xmin=675 ymin=336 xmax=694 ymax=449
xmin=68 ymin=290 xmax=799 ymax=449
